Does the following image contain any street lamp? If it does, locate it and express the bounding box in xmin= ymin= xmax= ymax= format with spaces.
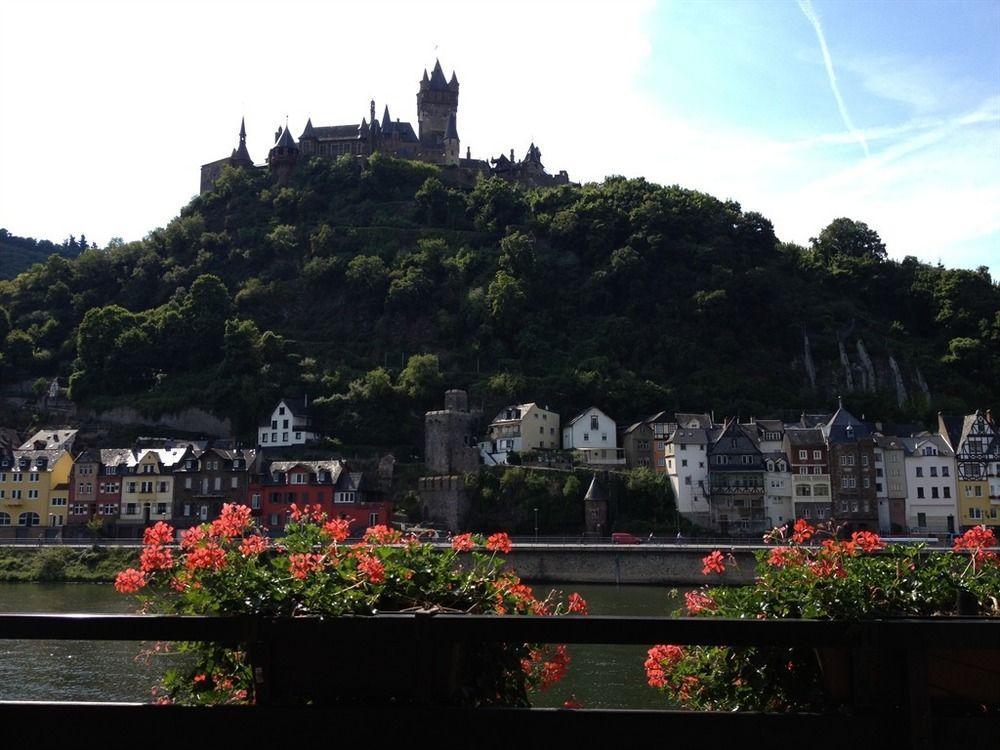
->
xmin=534 ymin=507 xmax=539 ymax=540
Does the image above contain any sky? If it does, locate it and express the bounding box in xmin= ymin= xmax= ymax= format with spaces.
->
xmin=0 ymin=0 xmax=997 ymax=269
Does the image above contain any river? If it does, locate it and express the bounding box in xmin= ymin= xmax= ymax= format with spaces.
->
xmin=0 ymin=582 xmax=685 ymax=709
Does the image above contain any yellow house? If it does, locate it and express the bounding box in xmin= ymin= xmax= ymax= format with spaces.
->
xmin=119 ymin=448 xmax=185 ymax=527
xmin=939 ymin=411 xmax=999 ymax=529
xmin=0 ymin=449 xmax=72 ymax=532
xmin=483 ymin=403 xmax=560 ymax=464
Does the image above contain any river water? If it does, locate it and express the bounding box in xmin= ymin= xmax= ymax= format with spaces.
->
xmin=0 ymin=582 xmax=684 ymax=709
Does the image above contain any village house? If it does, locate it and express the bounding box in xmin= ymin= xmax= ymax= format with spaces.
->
xmin=620 ymin=419 xmax=654 ymax=469
xmin=66 ymin=448 xmax=130 ymax=532
xmin=258 ymin=398 xmax=320 ymax=448
xmin=562 ymin=407 xmax=625 ymax=466
xmin=19 ymin=429 xmax=78 ymax=453
xmin=873 ymin=435 xmax=908 ymax=534
xmin=783 ymin=428 xmax=832 ymax=525
xmin=119 ymin=448 xmax=186 ymax=533
xmin=939 ymin=410 xmax=999 ymax=529
xmin=172 ymin=446 xmax=256 ymax=527
xmin=822 ymin=401 xmax=878 ymax=532
xmin=900 ymin=435 xmax=957 ymax=534
xmin=707 ymin=421 xmax=767 ymax=535
xmin=664 ymin=424 xmax=713 ymax=528
xmin=0 ymin=448 xmax=73 ymax=534
xmin=480 ymin=403 xmax=559 ymax=465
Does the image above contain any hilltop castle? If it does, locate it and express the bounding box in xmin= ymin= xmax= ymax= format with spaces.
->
xmin=200 ymin=60 xmax=570 ymax=194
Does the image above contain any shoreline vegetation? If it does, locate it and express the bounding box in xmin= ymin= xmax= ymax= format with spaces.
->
xmin=0 ymin=546 xmax=137 ymax=583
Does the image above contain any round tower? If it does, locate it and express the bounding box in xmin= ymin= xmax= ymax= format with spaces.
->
xmin=267 ymin=123 xmax=299 ymax=185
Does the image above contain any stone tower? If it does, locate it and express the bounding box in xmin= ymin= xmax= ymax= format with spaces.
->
xmin=267 ymin=123 xmax=299 ymax=185
xmin=417 ymin=60 xmax=459 ymax=166
xmin=424 ymin=389 xmax=480 ymax=475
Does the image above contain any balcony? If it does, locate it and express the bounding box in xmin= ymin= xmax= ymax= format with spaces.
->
xmin=709 ymin=485 xmax=765 ymax=496
xmin=0 ymin=613 xmax=991 ymax=747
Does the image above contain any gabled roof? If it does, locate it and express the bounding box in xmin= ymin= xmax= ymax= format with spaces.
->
xmin=19 ymin=429 xmax=77 ymax=451
xmin=490 ymin=403 xmax=541 ymax=425
xmin=874 ymin=434 xmax=905 ymax=451
xmin=566 ymin=406 xmax=612 ymax=427
xmin=822 ymin=402 xmax=872 ymax=442
xmin=11 ymin=448 xmax=67 ymax=471
xmin=272 ymin=125 xmax=296 ymax=150
xmin=99 ymin=448 xmax=132 ymax=467
xmin=668 ymin=428 xmax=707 ymax=445
xmin=900 ymin=434 xmax=954 ymax=457
xmin=268 ymin=459 xmax=344 ymax=482
xmin=675 ymin=413 xmax=713 ymax=429
xmin=754 ymin=419 xmax=785 ymax=433
xmin=129 ymin=448 xmax=186 ymax=469
xmin=300 ymin=118 xmax=316 ymax=139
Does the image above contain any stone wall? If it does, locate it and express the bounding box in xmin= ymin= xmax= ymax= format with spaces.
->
xmin=417 ymin=475 xmax=469 ymax=532
xmin=83 ymin=407 xmax=232 ymax=437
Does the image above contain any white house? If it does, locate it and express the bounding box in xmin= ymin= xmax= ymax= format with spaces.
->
xmin=258 ymin=398 xmax=320 ymax=448
xmin=562 ymin=407 xmax=624 ymax=466
xmin=664 ymin=426 xmax=713 ymax=527
xmin=901 ymin=435 xmax=958 ymax=534
xmin=763 ymin=452 xmax=793 ymax=529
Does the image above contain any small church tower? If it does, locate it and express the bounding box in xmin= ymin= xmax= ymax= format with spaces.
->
xmin=267 ymin=122 xmax=299 ymax=185
xmin=417 ymin=60 xmax=459 ymax=166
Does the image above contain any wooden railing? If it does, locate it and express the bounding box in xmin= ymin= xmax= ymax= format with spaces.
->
xmin=0 ymin=614 xmax=996 ymax=749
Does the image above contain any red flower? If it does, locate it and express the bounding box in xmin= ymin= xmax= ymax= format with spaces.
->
xmin=289 ymin=503 xmax=325 ymax=523
xmin=451 ymin=533 xmax=475 ymax=552
xmin=288 ymin=552 xmax=325 ymax=580
xmin=808 ymin=557 xmax=846 ymax=578
xmin=143 ymin=521 xmax=174 ymax=547
xmin=114 ymin=568 xmax=146 ymax=594
xmin=540 ymin=645 xmax=571 ymax=689
xmin=185 ymin=543 xmax=226 ymax=572
xmin=139 ymin=544 xmax=174 ymax=572
xmin=701 ymin=550 xmax=725 ymax=575
xmin=953 ymin=525 xmax=998 ymax=564
xmin=645 ymin=644 xmax=684 ymax=688
xmin=210 ymin=504 xmax=252 ymax=539
xmin=356 ymin=554 xmax=385 ymax=584
xmin=767 ymin=546 xmax=801 ymax=567
xmin=321 ymin=518 xmax=351 ymax=542
xmin=239 ymin=535 xmax=268 ymax=556
xmin=180 ymin=526 xmax=206 ymax=550
xmin=486 ymin=532 xmax=513 ymax=554
xmin=567 ymin=592 xmax=588 ymax=615
xmin=791 ymin=519 xmax=814 ymax=544
xmin=684 ymin=590 xmax=717 ymax=614
xmin=851 ymin=530 xmax=885 ymax=552
xmin=363 ymin=525 xmax=402 ymax=545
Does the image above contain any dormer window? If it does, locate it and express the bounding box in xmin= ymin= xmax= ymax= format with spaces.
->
xmin=278 ymin=406 xmax=286 ymax=415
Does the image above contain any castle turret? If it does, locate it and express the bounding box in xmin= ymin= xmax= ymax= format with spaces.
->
xmin=417 ymin=59 xmax=459 ymax=166
xmin=267 ymin=123 xmax=299 ymax=185
xmin=231 ymin=118 xmax=253 ymax=168
xmin=299 ymin=117 xmax=317 ymax=156
xmin=200 ymin=118 xmax=254 ymax=194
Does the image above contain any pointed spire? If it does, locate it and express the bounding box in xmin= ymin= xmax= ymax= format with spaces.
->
xmin=300 ymin=117 xmax=315 ymax=139
xmin=429 ymin=58 xmax=448 ymax=89
xmin=233 ymin=117 xmax=252 ymax=165
xmin=449 ymin=70 xmax=459 ymax=90
xmin=359 ymin=117 xmax=369 ymax=134
xmin=422 ymin=68 xmax=429 ymax=83
xmin=239 ymin=117 xmax=246 ymax=141
xmin=381 ymin=105 xmax=391 ymax=130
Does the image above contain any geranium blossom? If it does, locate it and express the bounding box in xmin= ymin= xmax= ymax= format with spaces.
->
xmin=684 ymin=590 xmax=716 ymax=614
xmin=701 ymin=550 xmax=725 ymax=575
xmin=567 ymin=592 xmax=588 ymax=615
xmin=185 ymin=543 xmax=226 ymax=572
xmin=851 ymin=530 xmax=885 ymax=552
xmin=239 ymin=535 xmax=268 ymax=557
xmin=767 ymin=546 xmax=801 ymax=567
xmin=791 ymin=519 xmax=814 ymax=544
xmin=953 ymin=525 xmax=998 ymax=565
xmin=486 ymin=532 xmax=513 ymax=554
xmin=211 ymin=504 xmax=252 ymax=539
xmin=363 ymin=525 xmax=402 ymax=545
xmin=180 ymin=526 xmax=207 ymax=550
xmin=356 ymin=554 xmax=385 ymax=584
xmin=321 ymin=518 xmax=351 ymax=542
xmin=645 ymin=644 xmax=684 ymax=688
xmin=288 ymin=553 xmax=324 ymax=580
xmin=451 ymin=533 xmax=474 ymax=552
xmin=140 ymin=545 xmax=174 ymax=572
xmin=289 ymin=503 xmax=325 ymax=523
xmin=114 ymin=568 xmax=146 ymax=594
xmin=143 ymin=522 xmax=175 ymax=547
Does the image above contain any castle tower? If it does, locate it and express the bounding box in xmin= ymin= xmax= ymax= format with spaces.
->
xmin=231 ymin=118 xmax=254 ymax=168
xmin=267 ymin=123 xmax=299 ymax=185
xmin=417 ymin=59 xmax=459 ymax=166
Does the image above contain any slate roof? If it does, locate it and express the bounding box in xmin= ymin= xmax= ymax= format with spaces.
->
xmin=675 ymin=413 xmax=713 ymax=429
xmin=10 ymin=449 xmax=66 ymax=471
xmin=785 ymin=427 xmax=824 ymax=446
xmin=129 ymin=448 xmax=187 ymax=469
xmin=268 ymin=460 xmax=344 ymax=483
xmin=900 ymin=434 xmax=954 ymax=457
xmin=668 ymin=428 xmax=708 ymax=445
xmin=565 ymin=407 xmax=611 ymax=427
xmin=99 ymin=448 xmax=133 ymax=468
xmin=19 ymin=429 xmax=77 ymax=451
xmin=584 ymin=475 xmax=607 ymax=503
xmin=428 ymin=59 xmax=450 ymax=90
xmin=311 ymin=124 xmax=364 ymax=140
xmin=272 ymin=125 xmax=296 ymax=150
xmin=822 ymin=404 xmax=872 ymax=442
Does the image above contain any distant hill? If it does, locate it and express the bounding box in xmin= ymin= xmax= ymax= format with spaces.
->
xmin=0 ymin=229 xmax=85 ymax=280
xmin=0 ymin=155 xmax=996 ymax=451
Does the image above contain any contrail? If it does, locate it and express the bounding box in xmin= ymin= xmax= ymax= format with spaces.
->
xmin=797 ymin=0 xmax=870 ymax=158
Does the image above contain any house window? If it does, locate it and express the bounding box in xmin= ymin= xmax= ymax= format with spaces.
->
xmin=28 ymin=472 xmax=39 ymax=482
xmin=278 ymin=407 xmax=285 ymax=415
xmin=800 ymin=467 xmax=808 ymax=475
xmin=214 ymin=477 xmax=222 ymax=491
xmin=941 ymin=466 xmax=949 ymax=477
xmin=863 ymin=478 xmax=870 ymax=489
xmin=185 ymin=477 xmax=192 ymax=489
xmin=917 ymin=487 xmax=924 ymax=499
xmin=156 ymin=503 xmax=168 ymax=516
xmin=271 ymin=432 xmax=277 ymax=443
xmin=591 ymin=415 xmax=599 ymax=430
xmin=681 ymin=459 xmax=688 ymax=467
xmin=583 ymin=433 xmax=589 ymax=442
xmin=50 ymin=497 xmax=66 ymax=506
xmin=970 ymin=507 xmax=982 ymax=519
xmin=684 ymin=476 xmax=692 ymax=485
xmin=931 ymin=487 xmax=939 ymax=499
xmin=231 ymin=477 xmax=238 ymax=489
xmin=282 ymin=433 xmax=289 ymax=442
xmin=943 ymin=487 xmax=950 ymax=498
xmin=183 ymin=504 xmax=191 ymax=516
xmin=291 ymin=473 xmax=306 ymax=485
xmin=158 ymin=481 xmax=168 ymax=493
xmin=126 ymin=503 xmax=138 ymax=515
xmin=27 ymin=490 xmax=38 ymax=499
xmin=295 ymin=432 xmax=302 ymax=441
xmin=262 ymin=433 xmax=269 ymax=444
xmin=862 ymin=455 xmax=869 ymax=467
xmin=283 ymin=419 xmax=289 ymax=429
xmin=100 ymin=504 xmax=116 ymax=515
xmin=916 ymin=467 xmax=923 ymax=478
xmin=11 ymin=473 xmax=21 ymax=482
xmin=930 ymin=467 xmax=938 ymax=478
xmin=369 ymin=512 xmax=379 ymax=526
xmin=251 ymin=493 xmax=260 ymax=510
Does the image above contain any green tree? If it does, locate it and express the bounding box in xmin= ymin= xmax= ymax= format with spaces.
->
xmin=810 ymin=218 xmax=887 ymax=262
xmin=397 ymin=353 xmax=444 ymax=402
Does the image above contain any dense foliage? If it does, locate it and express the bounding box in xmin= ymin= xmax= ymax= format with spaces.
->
xmin=1 ymin=155 xmax=997 ymax=449
xmin=0 ymin=229 xmax=87 ymax=280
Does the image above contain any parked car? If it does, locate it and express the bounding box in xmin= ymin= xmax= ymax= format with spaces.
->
xmin=611 ymin=532 xmax=641 ymax=545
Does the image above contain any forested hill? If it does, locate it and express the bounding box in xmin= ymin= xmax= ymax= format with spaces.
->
xmin=0 ymin=154 xmax=997 ymax=450
xmin=0 ymin=229 xmax=86 ymax=280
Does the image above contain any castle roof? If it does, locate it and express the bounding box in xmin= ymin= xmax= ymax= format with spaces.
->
xmin=584 ymin=475 xmax=607 ymax=503
xmin=449 ymin=71 xmax=459 ymax=89
xmin=311 ymin=124 xmax=364 ymax=141
xmin=300 ymin=118 xmax=316 ymax=139
xmin=429 ymin=59 xmax=449 ymax=90
xmin=272 ymin=125 xmax=297 ymax=150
